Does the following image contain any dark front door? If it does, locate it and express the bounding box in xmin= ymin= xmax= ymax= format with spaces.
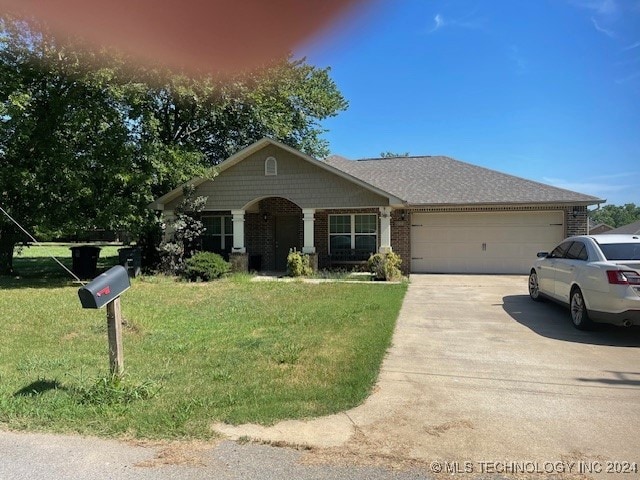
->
xmin=274 ymin=215 xmax=299 ymax=271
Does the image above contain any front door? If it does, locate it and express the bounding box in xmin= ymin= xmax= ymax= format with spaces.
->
xmin=275 ymin=216 xmax=299 ymax=271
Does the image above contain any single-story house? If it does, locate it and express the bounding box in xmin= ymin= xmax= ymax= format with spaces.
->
xmin=603 ymin=219 xmax=640 ymax=235
xmin=588 ymin=219 xmax=614 ymax=234
xmin=151 ymin=137 xmax=604 ymax=274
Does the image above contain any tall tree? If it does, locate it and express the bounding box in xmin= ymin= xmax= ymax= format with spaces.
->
xmin=0 ymin=17 xmax=152 ymax=273
xmin=0 ymin=15 xmax=348 ymax=274
xmin=589 ymin=203 xmax=640 ymax=228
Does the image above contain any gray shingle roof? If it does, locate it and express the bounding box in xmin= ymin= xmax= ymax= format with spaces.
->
xmin=604 ymin=219 xmax=640 ymax=235
xmin=324 ymin=155 xmax=603 ymax=206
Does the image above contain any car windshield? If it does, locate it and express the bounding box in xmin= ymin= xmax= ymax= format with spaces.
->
xmin=598 ymin=242 xmax=640 ymax=261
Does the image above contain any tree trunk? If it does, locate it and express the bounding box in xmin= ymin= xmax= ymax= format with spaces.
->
xmin=0 ymin=227 xmax=18 ymax=276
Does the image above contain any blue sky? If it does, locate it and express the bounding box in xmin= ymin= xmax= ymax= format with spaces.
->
xmin=297 ymin=0 xmax=640 ymax=206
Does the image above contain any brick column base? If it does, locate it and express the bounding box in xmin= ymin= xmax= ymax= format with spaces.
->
xmin=230 ymin=252 xmax=248 ymax=273
xmin=308 ymin=253 xmax=318 ymax=273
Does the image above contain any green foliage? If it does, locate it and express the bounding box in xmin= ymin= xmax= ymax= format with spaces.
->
xmin=589 ymin=203 xmax=640 ymax=228
xmin=0 ymin=15 xmax=347 ymax=274
xmin=287 ymin=249 xmax=313 ymax=277
xmin=77 ymin=376 xmax=160 ymax=406
xmin=368 ymin=252 xmax=403 ymax=281
xmin=158 ymin=184 xmax=208 ymax=274
xmin=379 ymin=151 xmax=410 ymax=158
xmin=183 ymin=252 xmax=230 ymax=281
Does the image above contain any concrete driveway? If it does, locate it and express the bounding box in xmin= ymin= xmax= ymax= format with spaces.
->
xmin=216 ymin=275 xmax=640 ymax=472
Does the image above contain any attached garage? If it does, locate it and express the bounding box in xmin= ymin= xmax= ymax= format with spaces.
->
xmin=410 ymin=211 xmax=565 ymax=274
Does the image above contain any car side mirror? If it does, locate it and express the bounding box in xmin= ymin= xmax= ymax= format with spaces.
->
xmin=537 ymin=252 xmax=549 ymax=258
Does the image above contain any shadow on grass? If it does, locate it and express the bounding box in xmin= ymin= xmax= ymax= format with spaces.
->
xmin=14 ymin=379 xmax=66 ymax=397
xmin=1 ymin=256 xmax=119 ymax=289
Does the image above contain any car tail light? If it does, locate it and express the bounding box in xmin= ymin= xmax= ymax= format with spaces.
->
xmin=607 ymin=270 xmax=640 ymax=285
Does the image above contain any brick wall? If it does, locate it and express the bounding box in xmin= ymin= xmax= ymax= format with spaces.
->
xmin=245 ymin=197 xmax=303 ymax=271
xmin=565 ymin=205 xmax=588 ymax=237
xmin=209 ymin=204 xmax=588 ymax=273
xmin=391 ymin=209 xmax=411 ymax=275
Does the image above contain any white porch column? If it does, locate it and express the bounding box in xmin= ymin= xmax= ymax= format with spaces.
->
xmin=231 ymin=209 xmax=246 ymax=253
xmin=302 ymin=208 xmax=316 ymax=254
xmin=162 ymin=210 xmax=175 ymax=242
xmin=379 ymin=207 xmax=393 ymax=254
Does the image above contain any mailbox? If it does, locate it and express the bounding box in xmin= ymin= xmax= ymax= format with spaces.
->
xmin=78 ymin=265 xmax=131 ymax=309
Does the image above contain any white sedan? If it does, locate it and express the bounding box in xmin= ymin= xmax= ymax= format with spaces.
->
xmin=528 ymin=234 xmax=640 ymax=329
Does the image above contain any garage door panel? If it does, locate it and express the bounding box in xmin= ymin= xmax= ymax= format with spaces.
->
xmin=410 ymin=211 xmax=564 ymax=274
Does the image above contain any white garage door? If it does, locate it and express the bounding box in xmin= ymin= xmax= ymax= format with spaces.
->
xmin=411 ymin=211 xmax=564 ymax=274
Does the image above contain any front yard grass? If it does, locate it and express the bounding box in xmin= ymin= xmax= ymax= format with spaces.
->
xmin=0 ymin=246 xmax=407 ymax=440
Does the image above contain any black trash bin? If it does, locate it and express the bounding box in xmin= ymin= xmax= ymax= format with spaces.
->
xmin=70 ymin=245 xmax=101 ymax=279
xmin=118 ymin=247 xmax=142 ymax=278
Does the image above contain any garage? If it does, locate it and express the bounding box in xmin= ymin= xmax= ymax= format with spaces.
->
xmin=410 ymin=211 xmax=564 ymax=274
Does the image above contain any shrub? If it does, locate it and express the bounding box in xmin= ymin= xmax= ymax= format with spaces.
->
xmin=287 ymin=249 xmax=313 ymax=277
xmin=368 ymin=252 xmax=402 ymax=281
xmin=183 ymin=252 xmax=230 ymax=281
xmin=157 ymin=185 xmax=207 ymax=276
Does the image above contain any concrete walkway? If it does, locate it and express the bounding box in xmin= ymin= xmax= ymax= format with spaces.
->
xmin=215 ymin=274 xmax=640 ymax=470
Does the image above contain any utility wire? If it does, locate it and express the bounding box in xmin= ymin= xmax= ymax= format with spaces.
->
xmin=0 ymin=204 xmax=86 ymax=285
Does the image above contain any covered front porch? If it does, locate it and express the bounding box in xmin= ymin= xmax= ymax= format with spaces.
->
xmin=201 ymin=196 xmax=394 ymax=272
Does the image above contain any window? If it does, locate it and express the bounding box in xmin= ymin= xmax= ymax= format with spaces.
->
xmin=548 ymin=241 xmax=573 ymax=259
xmin=329 ymin=214 xmax=377 ymax=253
xmin=598 ymin=242 xmax=640 ymax=260
xmin=566 ymin=241 xmax=588 ymax=261
xmin=201 ymin=215 xmax=233 ymax=258
xmin=265 ymin=156 xmax=277 ymax=176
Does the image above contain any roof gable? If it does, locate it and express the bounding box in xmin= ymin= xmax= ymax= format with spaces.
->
xmin=151 ymin=138 xmax=403 ymax=209
xmin=325 ymin=155 xmax=604 ymax=206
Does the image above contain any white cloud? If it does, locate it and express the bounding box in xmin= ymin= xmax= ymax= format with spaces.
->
xmin=591 ymin=17 xmax=616 ymax=37
xmin=591 ymin=172 xmax=640 ymax=180
xmin=623 ymin=41 xmax=640 ymax=50
xmin=427 ymin=11 xmax=487 ymax=34
xmin=429 ymin=13 xmax=445 ymax=33
xmin=571 ymin=0 xmax=619 ymax=15
xmin=543 ymin=177 xmax=627 ymax=193
xmin=542 ymin=174 xmax=639 ymax=204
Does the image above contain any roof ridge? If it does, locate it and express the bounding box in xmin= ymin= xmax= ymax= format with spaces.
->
xmin=354 ymin=155 xmax=442 ymax=162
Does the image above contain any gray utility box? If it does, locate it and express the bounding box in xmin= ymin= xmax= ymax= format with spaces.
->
xmin=78 ymin=265 xmax=131 ymax=309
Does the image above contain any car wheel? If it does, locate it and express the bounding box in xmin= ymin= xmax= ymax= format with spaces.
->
xmin=528 ymin=270 xmax=542 ymax=301
xmin=570 ymin=287 xmax=593 ymax=330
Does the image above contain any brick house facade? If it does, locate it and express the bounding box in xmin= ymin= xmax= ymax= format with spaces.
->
xmin=152 ymin=138 xmax=602 ymax=275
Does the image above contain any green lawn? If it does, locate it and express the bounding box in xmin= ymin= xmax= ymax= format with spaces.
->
xmin=0 ymin=245 xmax=407 ymax=440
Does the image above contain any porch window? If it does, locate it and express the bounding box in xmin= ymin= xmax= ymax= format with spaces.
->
xmin=201 ymin=215 xmax=233 ymax=258
xmin=329 ymin=214 xmax=377 ymax=253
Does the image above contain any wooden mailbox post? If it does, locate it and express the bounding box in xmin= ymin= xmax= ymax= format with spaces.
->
xmin=78 ymin=265 xmax=131 ymax=377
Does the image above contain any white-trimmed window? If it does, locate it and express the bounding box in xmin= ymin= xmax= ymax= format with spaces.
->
xmin=265 ymin=156 xmax=277 ymax=176
xmin=202 ymin=215 xmax=233 ymax=256
xmin=329 ymin=214 xmax=377 ymax=253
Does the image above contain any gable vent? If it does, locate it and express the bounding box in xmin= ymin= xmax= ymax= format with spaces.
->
xmin=265 ymin=156 xmax=277 ymax=176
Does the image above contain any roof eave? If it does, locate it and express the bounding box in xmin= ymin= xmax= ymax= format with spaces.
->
xmin=403 ymin=199 xmax=606 ymax=209
xmin=148 ymin=177 xmax=208 ymax=210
